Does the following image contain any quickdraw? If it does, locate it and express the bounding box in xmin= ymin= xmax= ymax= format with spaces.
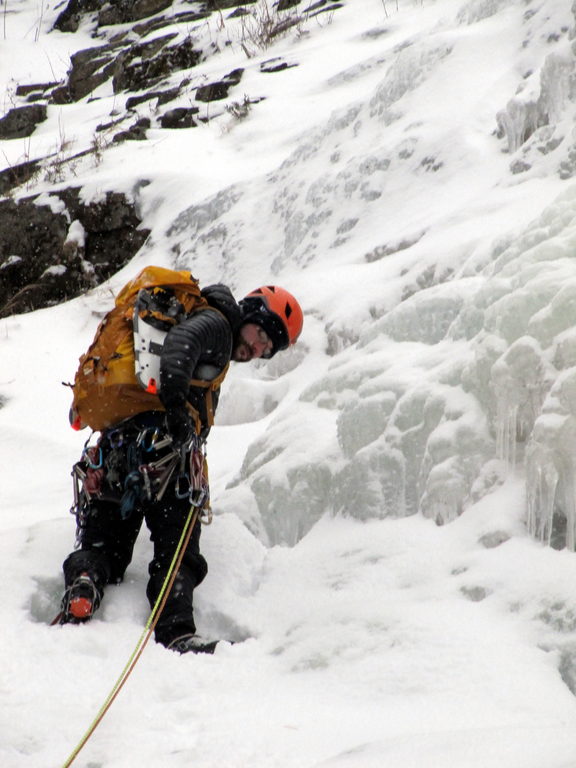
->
xmin=70 ymin=436 xmax=104 ymax=547
xmin=139 ymin=445 xmax=180 ymax=502
xmin=188 ymin=435 xmax=212 ymax=522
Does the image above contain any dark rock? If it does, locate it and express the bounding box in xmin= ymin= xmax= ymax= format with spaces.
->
xmin=207 ymin=0 xmax=257 ymax=8
xmin=53 ymin=0 xmax=101 ymax=33
xmin=172 ymin=9 xmax=212 ymax=23
xmin=98 ymin=0 xmax=173 ymax=27
xmin=304 ymin=0 xmax=343 ymax=14
xmin=127 ymin=0 xmax=173 ymax=22
xmin=16 ymin=82 xmax=60 ymax=97
xmin=0 ymin=255 xmax=24 ymax=281
xmin=132 ymin=14 xmax=167 ymax=37
xmin=304 ymin=0 xmax=344 ymax=16
xmin=195 ymin=68 xmax=244 ymax=102
xmin=50 ymin=85 xmax=73 ymax=105
xmin=0 ymin=200 xmax=70 ymax=316
xmin=125 ymin=86 xmax=180 ymax=109
xmin=195 ymin=82 xmax=229 ymax=103
xmin=132 ymin=9 xmax=210 ymax=36
xmin=0 ymin=0 xmax=278 ymax=321
xmin=97 ymin=5 xmax=125 ymax=25
xmin=227 ymin=6 xmax=251 ymax=16
xmin=0 ymin=189 xmax=150 ymax=317
xmin=277 ymin=0 xmax=301 ymax=10
xmin=112 ymin=35 xmax=201 ymax=94
xmin=51 ymin=42 xmax=124 ymax=103
xmin=26 ymin=91 xmax=58 ymax=104
xmin=96 ymin=116 xmax=127 ymax=132
xmin=0 ymin=105 xmax=48 ymax=139
xmin=0 ymin=159 xmax=41 ymax=196
xmin=113 ymin=117 xmax=151 ymax=141
xmin=260 ymin=58 xmax=298 ymax=73
xmin=158 ymin=86 xmax=184 ymax=105
xmin=68 ymin=44 xmax=123 ymax=102
xmin=159 ymin=107 xmax=199 ymax=128
xmin=266 ymin=15 xmax=300 ymax=39
xmin=63 ymin=188 xmax=145 ymax=232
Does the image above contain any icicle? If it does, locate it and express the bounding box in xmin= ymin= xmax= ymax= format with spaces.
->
xmin=496 ymin=400 xmax=518 ymax=470
xmin=526 ymin=442 xmax=558 ymax=546
xmin=491 ymin=336 xmax=548 ymax=474
xmin=562 ymin=462 xmax=576 ymax=552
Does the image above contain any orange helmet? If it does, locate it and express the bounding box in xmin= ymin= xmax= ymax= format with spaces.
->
xmin=240 ymin=285 xmax=303 ymax=356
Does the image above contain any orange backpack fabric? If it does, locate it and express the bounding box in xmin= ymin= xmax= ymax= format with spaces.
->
xmin=70 ymin=266 xmax=216 ymax=433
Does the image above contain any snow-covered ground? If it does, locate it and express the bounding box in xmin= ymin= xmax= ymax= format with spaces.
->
xmin=3 ymin=0 xmax=576 ymax=765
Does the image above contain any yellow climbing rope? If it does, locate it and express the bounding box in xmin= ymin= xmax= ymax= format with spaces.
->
xmin=60 ymin=504 xmax=200 ymax=768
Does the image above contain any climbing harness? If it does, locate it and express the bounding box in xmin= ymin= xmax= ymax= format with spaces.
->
xmin=66 ymin=422 xmax=212 ymax=590
xmin=69 ymin=425 xmax=211 ymax=542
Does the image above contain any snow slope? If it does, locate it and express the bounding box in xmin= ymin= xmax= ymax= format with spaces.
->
xmin=3 ymin=0 xmax=576 ymax=766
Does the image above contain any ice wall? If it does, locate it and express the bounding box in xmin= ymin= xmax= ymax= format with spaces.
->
xmin=495 ymin=1 xmax=576 ymax=176
xmin=477 ymin=189 xmax=576 ymax=548
xmin=162 ymin=0 xmax=576 ymax=547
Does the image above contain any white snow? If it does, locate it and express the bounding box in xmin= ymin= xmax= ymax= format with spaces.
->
xmin=3 ymin=0 xmax=576 ymax=766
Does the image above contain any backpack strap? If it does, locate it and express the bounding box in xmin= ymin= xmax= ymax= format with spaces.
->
xmin=189 ymin=362 xmax=230 ymax=429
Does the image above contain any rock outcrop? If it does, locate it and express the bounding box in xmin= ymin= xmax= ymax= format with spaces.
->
xmin=0 ymin=0 xmax=344 ymax=316
xmin=0 ymin=189 xmax=150 ymax=316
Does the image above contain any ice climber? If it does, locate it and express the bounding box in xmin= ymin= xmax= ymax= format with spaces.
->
xmin=58 ymin=272 xmax=303 ymax=654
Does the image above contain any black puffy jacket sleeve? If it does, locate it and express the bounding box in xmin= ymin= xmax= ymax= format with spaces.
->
xmin=159 ymin=307 xmax=233 ymax=412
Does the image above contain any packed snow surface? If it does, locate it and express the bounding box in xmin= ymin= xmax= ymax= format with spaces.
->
xmin=3 ymin=0 xmax=576 ymax=766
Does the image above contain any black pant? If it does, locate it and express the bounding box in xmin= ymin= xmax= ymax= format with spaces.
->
xmin=63 ymin=425 xmax=208 ymax=645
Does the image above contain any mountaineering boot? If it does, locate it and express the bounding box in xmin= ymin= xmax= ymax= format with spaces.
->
xmin=60 ymin=572 xmax=101 ymax=624
xmin=166 ymin=633 xmax=218 ymax=655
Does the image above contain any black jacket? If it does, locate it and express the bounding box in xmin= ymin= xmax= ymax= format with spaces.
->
xmin=159 ymin=284 xmax=243 ymax=432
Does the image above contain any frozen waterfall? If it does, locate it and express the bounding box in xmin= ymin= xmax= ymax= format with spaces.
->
xmin=160 ymin=0 xmax=576 ymax=549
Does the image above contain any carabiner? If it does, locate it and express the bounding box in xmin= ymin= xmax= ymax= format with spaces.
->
xmin=190 ymin=486 xmax=209 ymax=509
xmin=137 ymin=428 xmax=160 ymax=452
xmin=82 ymin=446 xmax=103 ymax=469
xmin=175 ymin=474 xmax=191 ymax=499
xmin=107 ymin=429 xmax=124 ymax=448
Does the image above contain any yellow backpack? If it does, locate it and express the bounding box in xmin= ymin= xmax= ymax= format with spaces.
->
xmin=70 ymin=266 xmax=226 ymax=433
